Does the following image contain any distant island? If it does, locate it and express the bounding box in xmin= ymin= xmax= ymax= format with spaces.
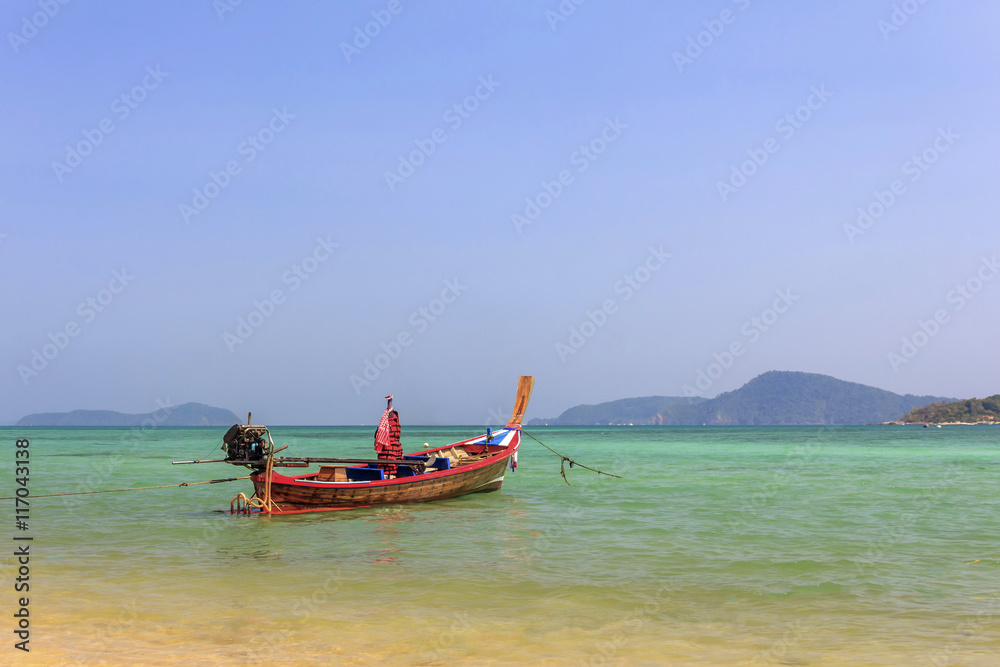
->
xmin=527 ymin=371 xmax=955 ymax=426
xmin=890 ymin=395 xmax=1000 ymax=425
xmin=16 ymin=402 xmax=239 ymax=427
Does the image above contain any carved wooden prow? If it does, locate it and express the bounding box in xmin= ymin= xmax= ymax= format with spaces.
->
xmin=506 ymin=376 xmax=534 ymax=428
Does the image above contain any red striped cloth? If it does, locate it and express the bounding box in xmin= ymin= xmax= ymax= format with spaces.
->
xmin=374 ymin=396 xmax=402 ymax=475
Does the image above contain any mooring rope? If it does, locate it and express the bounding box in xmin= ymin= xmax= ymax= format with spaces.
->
xmin=0 ymin=476 xmax=251 ymax=500
xmin=520 ymin=430 xmax=622 ymax=485
xmin=230 ymin=491 xmax=266 ymax=514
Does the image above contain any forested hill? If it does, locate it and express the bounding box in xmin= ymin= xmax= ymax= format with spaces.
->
xmin=17 ymin=402 xmax=239 ymax=427
xmin=898 ymin=395 xmax=1000 ymax=424
xmin=528 ymin=371 xmax=952 ymax=426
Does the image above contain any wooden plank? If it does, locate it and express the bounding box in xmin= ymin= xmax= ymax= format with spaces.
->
xmin=317 ymin=466 xmax=346 ymax=482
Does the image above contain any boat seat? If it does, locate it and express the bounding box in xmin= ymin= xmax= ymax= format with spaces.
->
xmin=345 ymin=466 xmax=385 ymax=482
xmin=403 ymin=455 xmax=451 ymax=472
xmin=417 ymin=456 xmax=451 ymax=473
xmin=425 ymin=456 xmax=450 ymax=472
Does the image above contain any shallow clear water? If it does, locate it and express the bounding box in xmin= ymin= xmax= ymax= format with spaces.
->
xmin=2 ymin=425 xmax=998 ymax=665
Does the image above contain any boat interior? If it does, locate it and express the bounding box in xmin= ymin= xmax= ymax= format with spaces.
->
xmin=297 ymin=442 xmax=508 ymax=483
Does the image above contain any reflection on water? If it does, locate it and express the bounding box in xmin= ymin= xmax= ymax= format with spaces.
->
xmin=365 ymin=507 xmax=410 ymax=565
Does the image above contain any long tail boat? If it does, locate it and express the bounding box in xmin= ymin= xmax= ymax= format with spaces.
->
xmin=176 ymin=376 xmax=534 ymax=515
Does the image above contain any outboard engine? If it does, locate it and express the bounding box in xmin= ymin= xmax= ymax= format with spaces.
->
xmin=223 ymin=424 xmax=266 ymax=462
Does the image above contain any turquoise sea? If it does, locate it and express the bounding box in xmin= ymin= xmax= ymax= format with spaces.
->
xmin=1 ymin=425 xmax=998 ymax=666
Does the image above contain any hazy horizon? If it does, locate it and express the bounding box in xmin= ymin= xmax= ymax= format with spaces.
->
xmin=4 ymin=1 xmax=998 ymax=425
xmin=0 ymin=368 xmax=970 ymax=427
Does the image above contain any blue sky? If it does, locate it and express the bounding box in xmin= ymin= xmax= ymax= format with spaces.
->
xmin=2 ymin=0 xmax=998 ymax=424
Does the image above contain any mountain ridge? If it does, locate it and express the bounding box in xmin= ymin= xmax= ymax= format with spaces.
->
xmin=16 ymin=402 xmax=239 ymax=427
xmin=528 ymin=371 xmax=955 ymax=426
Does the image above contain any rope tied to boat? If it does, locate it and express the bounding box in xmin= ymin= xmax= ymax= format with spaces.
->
xmin=520 ymin=430 xmax=622 ymax=485
xmin=0 ymin=476 xmax=252 ymax=500
xmin=231 ymin=492 xmax=266 ymax=514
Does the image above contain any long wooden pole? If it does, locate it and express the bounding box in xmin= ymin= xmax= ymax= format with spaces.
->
xmin=0 ymin=476 xmax=251 ymax=500
xmin=174 ymin=456 xmax=429 ymax=467
xmin=263 ymin=429 xmax=276 ymax=512
xmin=266 ymin=457 xmax=429 ymax=467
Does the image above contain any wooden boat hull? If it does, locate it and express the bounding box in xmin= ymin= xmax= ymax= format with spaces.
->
xmin=250 ymin=429 xmax=519 ymax=515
